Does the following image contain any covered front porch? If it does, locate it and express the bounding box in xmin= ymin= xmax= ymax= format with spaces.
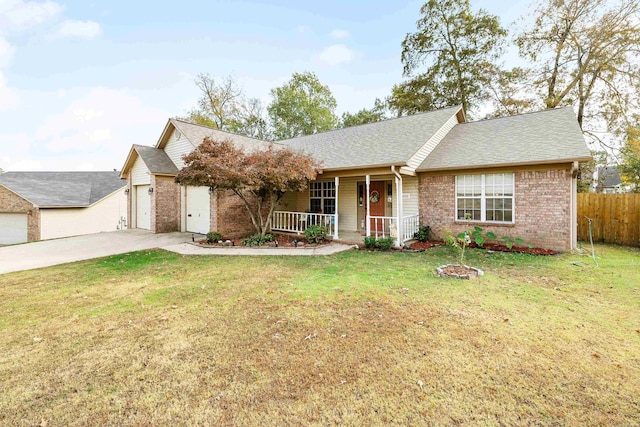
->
xmin=271 ymin=169 xmax=421 ymax=246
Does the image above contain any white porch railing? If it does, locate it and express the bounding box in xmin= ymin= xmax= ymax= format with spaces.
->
xmin=271 ymin=211 xmax=336 ymax=236
xmin=369 ymin=216 xmax=396 ymax=238
xmin=402 ymin=213 xmax=420 ymax=242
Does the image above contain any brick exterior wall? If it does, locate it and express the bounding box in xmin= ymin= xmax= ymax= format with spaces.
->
xmin=214 ymin=189 xmax=259 ymax=238
xmin=0 ymin=184 xmax=40 ymax=241
xmin=418 ymin=165 xmax=573 ymax=251
xmin=150 ymin=175 xmax=181 ymax=233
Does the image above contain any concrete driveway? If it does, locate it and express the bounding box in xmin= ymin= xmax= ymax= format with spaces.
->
xmin=0 ymin=230 xmax=196 ymax=275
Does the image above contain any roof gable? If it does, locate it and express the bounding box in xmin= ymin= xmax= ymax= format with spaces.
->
xmin=417 ymin=107 xmax=592 ymax=171
xmin=0 ymin=171 xmax=125 ymax=207
xmin=165 ymin=119 xmax=274 ymax=153
xmin=277 ymin=106 xmax=463 ymax=170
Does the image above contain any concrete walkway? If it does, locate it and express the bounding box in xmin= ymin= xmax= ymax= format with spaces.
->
xmin=0 ymin=231 xmax=357 ymax=275
xmin=162 ymin=242 xmax=356 ymax=256
xmin=0 ymin=230 xmax=195 ymax=275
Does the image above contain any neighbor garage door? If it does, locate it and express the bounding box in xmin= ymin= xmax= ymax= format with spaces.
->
xmin=0 ymin=213 xmax=28 ymax=245
xmin=186 ymin=186 xmax=210 ymax=234
xmin=136 ymin=185 xmax=151 ymax=230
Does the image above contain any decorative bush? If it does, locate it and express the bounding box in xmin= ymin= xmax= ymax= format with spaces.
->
xmin=377 ymin=237 xmax=394 ymax=250
xmin=414 ymin=225 xmax=432 ymax=242
xmin=364 ymin=236 xmax=395 ymax=250
xmin=241 ymin=233 xmax=274 ymax=246
xmin=364 ymin=236 xmax=378 ymax=249
xmin=304 ymin=225 xmax=327 ymax=244
xmin=206 ymin=231 xmax=223 ymax=244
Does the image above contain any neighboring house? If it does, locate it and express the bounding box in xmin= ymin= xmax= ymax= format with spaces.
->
xmin=595 ymin=166 xmax=627 ymax=193
xmin=120 ymin=106 xmax=591 ymax=251
xmin=0 ymin=171 xmax=126 ymax=244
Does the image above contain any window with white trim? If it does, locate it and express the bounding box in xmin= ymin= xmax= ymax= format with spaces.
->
xmin=309 ymin=181 xmax=336 ymax=214
xmin=456 ymin=173 xmax=514 ymax=222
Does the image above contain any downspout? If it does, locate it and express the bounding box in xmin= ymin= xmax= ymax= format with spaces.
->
xmin=571 ymin=161 xmax=579 ymax=250
xmin=391 ymin=166 xmax=403 ymax=247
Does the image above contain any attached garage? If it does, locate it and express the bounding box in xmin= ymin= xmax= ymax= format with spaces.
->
xmin=185 ymin=186 xmax=210 ymax=234
xmin=0 ymin=213 xmax=28 ymax=245
xmin=136 ymin=185 xmax=151 ymax=230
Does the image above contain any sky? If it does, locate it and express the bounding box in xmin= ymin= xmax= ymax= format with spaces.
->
xmin=0 ymin=0 xmax=532 ymax=172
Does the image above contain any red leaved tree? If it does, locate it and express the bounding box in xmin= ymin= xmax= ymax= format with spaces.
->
xmin=175 ymin=138 xmax=321 ymax=235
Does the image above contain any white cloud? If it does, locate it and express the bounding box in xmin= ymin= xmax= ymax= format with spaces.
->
xmin=329 ymin=29 xmax=350 ymax=40
xmin=0 ymin=72 xmax=19 ymax=111
xmin=316 ymin=44 xmax=354 ymax=66
xmin=0 ymin=0 xmax=62 ymax=34
xmin=51 ymin=19 xmax=101 ymax=39
xmin=0 ymin=37 xmax=16 ymax=67
xmin=296 ymin=25 xmax=311 ymax=34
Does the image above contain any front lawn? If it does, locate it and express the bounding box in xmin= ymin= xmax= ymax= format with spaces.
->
xmin=1 ymin=244 xmax=638 ymax=425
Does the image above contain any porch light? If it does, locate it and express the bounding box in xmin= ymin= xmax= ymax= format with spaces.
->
xmin=124 ymin=188 xmax=130 ymax=195
xmin=148 ymin=187 xmax=154 ymax=195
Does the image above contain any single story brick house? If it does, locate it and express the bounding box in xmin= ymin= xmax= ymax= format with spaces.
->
xmin=0 ymin=171 xmax=127 ymax=244
xmin=120 ymin=106 xmax=591 ymax=251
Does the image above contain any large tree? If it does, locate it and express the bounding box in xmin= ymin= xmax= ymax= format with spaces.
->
xmin=340 ymin=98 xmax=388 ymax=128
xmin=267 ymin=71 xmax=337 ymax=140
xmin=185 ymin=73 xmax=270 ymax=139
xmin=175 ymin=138 xmax=321 ymax=235
xmin=619 ymin=125 xmax=640 ymax=192
xmin=389 ymin=0 xmax=506 ymax=116
xmin=515 ymin=0 xmax=640 ymax=140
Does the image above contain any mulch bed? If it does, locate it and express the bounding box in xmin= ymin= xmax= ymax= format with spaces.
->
xmin=195 ymin=233 xmax=330 ymax=248
xmin=409 ymin=241 xmax=558 ymax=255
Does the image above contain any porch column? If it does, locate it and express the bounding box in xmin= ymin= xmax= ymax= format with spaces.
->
xmin=395 ymin=173 xmax=404 ymax=247
xmin=365 ymin=175 xmax=371 ymax=237
xmin=333 ymin=176 xmax=339 ymax=240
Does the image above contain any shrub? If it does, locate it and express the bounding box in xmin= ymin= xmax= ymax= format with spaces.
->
xmin=242 ymin=233 xmax=274 ymax=246
xmin=414 ymin=225 xmax=432 ymax=242
xmin=364 ymin=236 xmax=378 ymax=249
xmin=206 ymin=231 xmax=223 ymax=244
xmin=364 ymin=236 xmax=394 ymax=250
xmin=304 ymin=225 xmax=327 ymax=244
xmin=377 ymin=237 xmax=394 ymax=250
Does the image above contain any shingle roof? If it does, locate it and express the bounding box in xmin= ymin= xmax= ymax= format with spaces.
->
xmin=0 ymin=171 xmax=125 ymax=207
xmin=133 ymin=144 xmax=179 ymax=175
xmin=277 ymin=106 xmax=462 ymax=170
xmin=169 ymin=119 xmax=274 ymax=153
xmin=418 ymin=107 xmax=591 ymax=171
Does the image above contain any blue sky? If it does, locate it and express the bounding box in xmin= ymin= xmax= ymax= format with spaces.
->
xmin=0 ymin=0 xmax=531 ymax=171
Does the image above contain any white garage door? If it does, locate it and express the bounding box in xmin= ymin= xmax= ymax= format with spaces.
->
xmin=136 ymin=185 xmax=151 ymax=230
xmin=0 ymin=213 xmax=28 ymax=245
xmin=186 ymin=186 xmax=210 ymax=234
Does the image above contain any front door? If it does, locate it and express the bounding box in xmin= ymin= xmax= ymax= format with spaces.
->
xmin=368 ymin=181 xmax=385 ymax=233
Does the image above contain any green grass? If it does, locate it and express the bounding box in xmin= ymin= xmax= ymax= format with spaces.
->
xmin=0 ymin=244 xmax=639 ymax=425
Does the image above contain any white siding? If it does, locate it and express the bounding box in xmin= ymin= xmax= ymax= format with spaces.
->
xmin=406 ymin=113 xmax=459 ymax=170
xmin=131 ymin=156 xmax=150 ymax=185
xmin=165 ymin=130 xmax=196 ymax=170
xmin=337 ymin=177 xmax=358 ymax=232
xmin=40 ymin=189 xmax=127 ymax=240
xmin=402 ymin=175 xmax=420 ymax=216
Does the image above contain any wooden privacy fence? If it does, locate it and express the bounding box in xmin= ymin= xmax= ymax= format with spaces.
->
xmin=577 ymin=193 xmax=640 ymax=247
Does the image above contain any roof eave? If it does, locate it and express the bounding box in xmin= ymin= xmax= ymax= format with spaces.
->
xmin=416 ymin=156 xmax=593 ymax=173
xmin=120 ymin=145 xmax=140 ymax=178
xmin=319 ymin=162 xmax=407 ymax=173
xmin=156 ymin=119 xmax=176 ymax=149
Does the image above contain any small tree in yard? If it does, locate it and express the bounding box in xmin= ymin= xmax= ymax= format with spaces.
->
xmin=175 ymin=138 xmax=321 ymax=236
